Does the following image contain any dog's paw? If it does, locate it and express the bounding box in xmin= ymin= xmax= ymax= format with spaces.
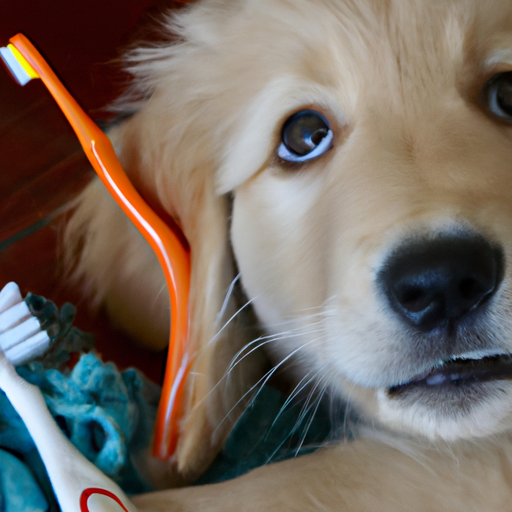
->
xmin=0 ymin=283 xmax=50 ymax=366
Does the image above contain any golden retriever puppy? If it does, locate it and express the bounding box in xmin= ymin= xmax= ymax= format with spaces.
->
xmin=65 ymin=0 xmax=512 ymax=509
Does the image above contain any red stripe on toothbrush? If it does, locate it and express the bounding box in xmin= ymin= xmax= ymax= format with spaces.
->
xmin=80 ymin=488 xmax=130 ymax=512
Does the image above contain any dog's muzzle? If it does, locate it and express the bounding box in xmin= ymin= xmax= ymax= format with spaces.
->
xmin=377 ymin=230 xmax=512 ymax=394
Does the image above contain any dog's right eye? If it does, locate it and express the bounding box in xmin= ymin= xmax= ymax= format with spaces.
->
xmin=278 ymin=110 xmax=333 ymax=163
xmin=486 ymin=72 xmax=512 ymax=120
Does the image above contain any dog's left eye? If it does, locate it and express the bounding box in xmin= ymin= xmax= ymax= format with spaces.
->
xmin=486 ymin=72 xmax=512 ymax=120
xmin=278 ymin=110 xmax=333 ymax=163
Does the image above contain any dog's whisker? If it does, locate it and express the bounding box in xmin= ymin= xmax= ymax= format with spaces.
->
xmin=226 ymin=327 xmax=325 ymax=377
xmin=225 ymin=337 xmax=275 ymax=379
xmin=224 ymin=330 xmax=305 ymax=383
xmin=191 ymin=296 xmax=256 ymax=370
xmin=194 ymin=327 xmax=319 ymax=414
xmin=234 ymin=343 xmax=314 ymax=413
xmin=265 ymin=315 xmax=326 ymax=333
xmin=264 ymin=373 xmax=328 ymax=464
xmin=213 ymin=339 xmax=318 ymax=434
xmin=212 ymin=367 xmax=278 ymax=435
xmin=264 ymin=435 xmax=293 ymax=466
xmin=209 ymin=296 xmax=255 ymax=345
xmin=217 ymin=273 xmax=241 ymax=323
xmin=261 ymin=326 xmax=325 ymax=341
xmin=198 ymin=324 xmax=327 ymax=415
xmin=268 ymin=370 xmax=320 ymax=433
xmin=261 ymin=298 xmax=337 ymax=332
xmin=226 ymin=335 xmax=269 ymax=373
xmin=191 ymin=334 xmax=270 ymax=408
xmin=225 ymin=319 xmax=325 ymax=365
xmin=294 ymin=381 xmax=329 ymax=457
xmin=151 ymin=283 xmax=168 ymax=307
xmin=294 ymin=373 xmax=324 ymax=431
xmin=223 ymin=337 xmax=281 ymax=389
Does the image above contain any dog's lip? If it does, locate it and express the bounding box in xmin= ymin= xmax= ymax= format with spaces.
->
xmin=388 ymin=350 xmax=512 ymax=393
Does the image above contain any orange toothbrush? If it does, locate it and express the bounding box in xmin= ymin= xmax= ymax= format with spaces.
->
xmin=1 ymin=33 xmax=191 ymax=459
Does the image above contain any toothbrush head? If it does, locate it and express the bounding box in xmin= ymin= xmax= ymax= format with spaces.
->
xmin=0 ymin=44 xmax=39 ymax=86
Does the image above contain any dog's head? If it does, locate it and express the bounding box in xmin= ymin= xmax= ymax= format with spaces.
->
xmin=110 ymin=0 xmax=512 ymax=474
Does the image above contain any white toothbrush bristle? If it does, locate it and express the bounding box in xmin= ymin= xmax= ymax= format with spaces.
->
xmin=0 ymin=282 xmax=23 ymax=312
xmin=0 ymin=301 xmax=32 ymax=333
xmin=5 ymin=331 xmax=50 ymax=366
xmin=0 ymin=46 xmax=32 ymax=86
xmin=0 ymin=283 xmax=50 ymax=365
xmin=0 ymin=317 xmax=41 ymax=352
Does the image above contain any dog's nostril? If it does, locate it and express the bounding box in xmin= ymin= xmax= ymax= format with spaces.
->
xmin=459 ymin=277 xmax=487 ymax=302
xmin=395 ymin=285 xmax=433 ymax=313
xmin=378 ymin=232 xmax=504 ymax=331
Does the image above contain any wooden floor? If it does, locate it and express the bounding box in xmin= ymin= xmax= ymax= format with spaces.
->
xmin=0 ymin=0 xmax=178 ymax=380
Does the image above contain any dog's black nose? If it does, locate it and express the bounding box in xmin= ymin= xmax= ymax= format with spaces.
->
xmin=378 ymin=233 xmax=504 ymax=331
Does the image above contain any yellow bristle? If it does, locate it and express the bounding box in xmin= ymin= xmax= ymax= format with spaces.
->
xmin=8 ymin=44 xmax=39 ymax=79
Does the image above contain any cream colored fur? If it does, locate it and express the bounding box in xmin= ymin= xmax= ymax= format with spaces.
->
xmin=62 ymin=0 xmax=512 ymax=508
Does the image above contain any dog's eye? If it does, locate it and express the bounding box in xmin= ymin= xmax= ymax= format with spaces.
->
xmin=486 ymin=72 xmax=512 ymax=120
xmin=278 ymin=110 xmax=333 ymax=163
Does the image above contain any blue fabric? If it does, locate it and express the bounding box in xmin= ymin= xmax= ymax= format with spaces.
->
xmin=0 ymin=449 xmax=47 ymax=512
xmin=20 ymin=354 xmax=160 ymax=492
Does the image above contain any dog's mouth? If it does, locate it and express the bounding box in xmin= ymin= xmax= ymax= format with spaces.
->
xmin=388 ymin=351 xmax=512 ymax=396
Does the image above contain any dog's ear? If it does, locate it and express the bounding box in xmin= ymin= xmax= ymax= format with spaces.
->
xmin=67 ymin=90 xmax=263 ymax=479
